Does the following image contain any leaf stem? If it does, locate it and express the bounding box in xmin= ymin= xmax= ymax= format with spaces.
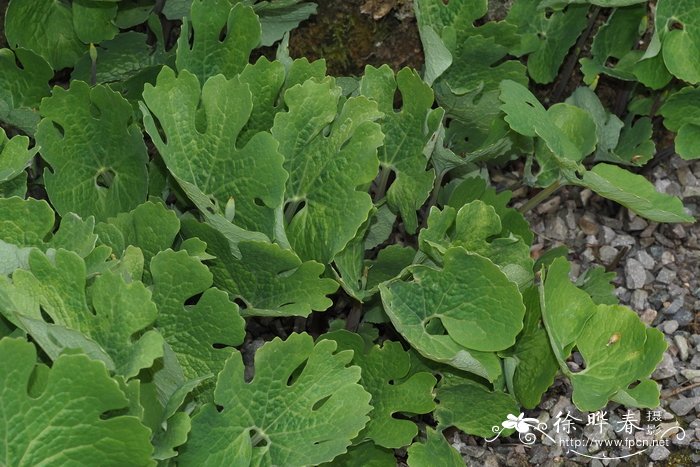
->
xmin=374 ymin=166 xmax=391 ymax=201
xmin=427 ymin=172 xmax=444 ymax=212
xmin=284 ymin=199 xmax=301 ymax=225
xmin=420 ymin=172 xmax=445 ymax=229
xmin=518 ymin=181 xmax=561 ymax=214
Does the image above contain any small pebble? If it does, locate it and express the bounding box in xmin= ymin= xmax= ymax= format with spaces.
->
xmin=675 ymin=335 xmax=690 ymax=361
xmin=671 ymin=224 xmax=687 ymax=239
xmin=585 ymin=234 xmax=599 ymax=246
xmin=663 ymin=320 xmax=679 ymax=334
xmin=628 ymin=216 xmax=648 ymax=231
xmin=636 ymin=250 xmax=655 ymax=270
xmin=683 ymin=185 xmax=700 ymax=198
xmin=483 ymin=454 xmax=500 ymax=467
xmin=690 ymin=334 xmax=700 ymax=347
xmin=649 ymin=445 xmax=670 ymax=461
xmin=549 ymin=216 xmax=568 ymax=241
xmin=652 ymin=353 xmax=676 ymax=379
xmin=631 ymin=290 xmax=648 ymax=311
xmin=655 ymin=178 xmax=672 ymax=193
xmin=580 ymin=189 xmax=593 ymax=205
xmin=675 ymin=309 xmax=694 ymax=326
xmin=569 ymin=262 xmax=581 ymax=278
xmin=656 ymin=267 xmax=677 ymax=284
xmin=640 ymin=308 xmax=657 ymax=325
xmin=669 ymin=396 xmax=700 ymax=416
xmin=682 ymin=369 xmax=700 ymax=381
xmin=536 ymin=197 xmax=560 ymax=215
xmin=611 ymin=234 xmax=636 ymax=247
xmin=599 ymin=245 xmax=619 ymax=263
xmin=578 ymin=214 xmax=599 ymax=235
xmin=601 ymin=226 xmax=616 ymax=244
xmin=661 ymin=251 xmax=675 ymax=265
xmin=641 ymin=222 xmax=658 ymax=238
xmin=624 ymin=258 xmax=646 ymax=289
xmin=565 ymin=209 xmax=577 ymax=230
xmin=582 ymin=248 xmax=596 ymax=262
xmin=665 ymin=297 xmax=684 ymax=315
xmin=677 ymin=166 xmax=698 ymax=186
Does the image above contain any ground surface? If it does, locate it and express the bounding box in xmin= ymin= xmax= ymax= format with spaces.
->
xmin=291 ymin=2 xmax=700 ymax=465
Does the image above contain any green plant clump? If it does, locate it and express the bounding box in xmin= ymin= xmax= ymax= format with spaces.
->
xmin=0 ymin=0 xmax=694 ymax=465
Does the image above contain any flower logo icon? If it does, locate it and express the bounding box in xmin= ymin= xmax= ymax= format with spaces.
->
xmin=502 ymin=413 xmax=541 ymax=434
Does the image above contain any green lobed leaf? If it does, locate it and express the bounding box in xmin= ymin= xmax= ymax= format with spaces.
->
xmin=12 ymin=315 xmax=116 ymax=371
xmin=72 ymin=31 xmax=171 ymax=92
xmin=564 ymin=87 xmax=626 ymax=163
xmin=610 ymin=379 xmax=661 ymax=408
xmin=181 ymin=218 xmax=337 ymax=317
xmin=576 ymin=265 xmax=618 ymax=305
xmin=254 ymin=1 xmax=317 ymax=47
xmin=578 ymin=164 xmax=694 ymax=223
xmin=579 ymin=5 xmax=636 ymax=80
xmin=176 ymin=0 xmax=260 ymax=83
xmin=0 ymin=198 xmax=107 ymax=276
xmin=656 ymin=0 xmax=700 ymax=84
xmin=570 ymin=304 xmax=667 ymax=410
xmin=419 ymin=201 xmax=534 ymax=288
xmin=506 ymin=0 xmax=589 ymax=84
xmin=441 ymin=35 xmax=527 ymax=95
xmin=332 ymin=204 xmax=404 ymax=302
xmin=533 ymin=102 xmax=597 ymax=185
xmin=434 ymin=377 xmax=519 ymax=438
xmin=541 ymin=258 xmax=667 ymax=411
xmin=364 ymin=245 xmax=416 ymax=292
xmin=612 ymin=116 xmax=655 ymax=165
xmin=150 ymin=248 xmax=245 ymax=381
xmin=0 ymin=174 xmax=26 ymax=198
xmin=325 ymin=442 xmax=396 ymax=467
xmin=541 ymin=0 xmax=647 ymax=6
xmin=1 ymin=207 xmax=102 ymax=280
xmin=417 ymin=25 xmax=452 ymax=86
xmin=271 ymin=77 xmax=384 ymax=263
xmin=0 ymin=129 xmax=37 ymax=186
xmin=36 ymin=81 xmax=148 ymax=222
xmin=380 ymin=247 xmax=525 ymax=381
xmin=431 ymin=32 xmax=527 ymax=155
xmin=142 ymin=67 xmax=286 ymax=238
xmin=333 ymin=212 xmax=414 ymax=302
xmin=660 ymin=86 xmax=700 ymax=160
xmin=0 ymin=48 xmax=52 ymax=134
xmin=115 ymin=0 xmax=156 ymax=29
xmin=148 ymin=375 xmax=211 ymax=460
xmin=360 ymin=65 xmax=442 ymax=234
xmin=414 ymin=0 xmax=519 ymax=52
xmin=72 ymin=0 xmax=119 ymax=44
xmin=6 ymin=249 xmax=163 ymax=378
xmin=674 ymin=123 xmax=700 ymax=160
xmin=5 ymin=0 xmax=85 ymax=69
xmin=321 ymin=330 xmax=437 ymax=449
xmin=0 ymin=197 xmax=54 ymax=247
xmin=0 ymin=338 xmax=154 ymax=466
xmin=407 ymin=428 xmax=463 ymax=467
xmin=97 ymin=201 xmax=180 ymax=280
xmin=446 ymin=176 xmax=534 ymax=245
xmin=237 ymin=56 xmax=327 ymax=145
xmin=180 ymin=333 xmax=372 ymax=466
xmin=504 ymin=287 xmax=559 ymax=409
xmin=499 ymin=80 xmax=583 ymax=169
